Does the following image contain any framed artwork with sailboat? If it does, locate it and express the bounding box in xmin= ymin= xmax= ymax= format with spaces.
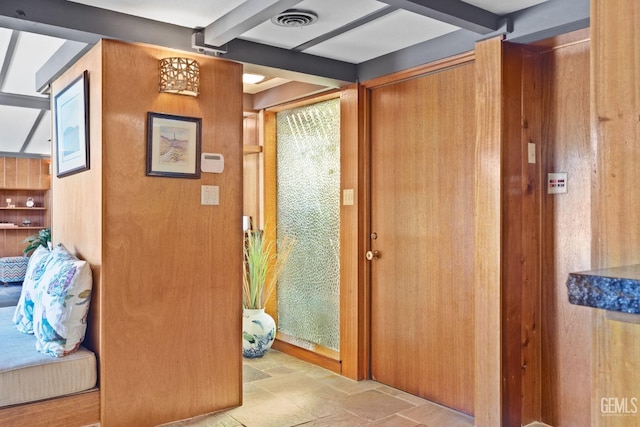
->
xmin=146 ymin=112 xmax=201 ymax=178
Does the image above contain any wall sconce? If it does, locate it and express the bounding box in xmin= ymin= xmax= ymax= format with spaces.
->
xmin=158 ymin=57 xmax=199 ymax=97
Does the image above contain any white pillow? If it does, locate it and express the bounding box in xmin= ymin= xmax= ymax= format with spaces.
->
xmin=33 ymin=244 xmax=93 ymax=357
xmin=12 ymin=245 xmax=53 ymax=334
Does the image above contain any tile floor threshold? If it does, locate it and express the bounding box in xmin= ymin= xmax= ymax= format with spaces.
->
xmin=163 ymin=350 xmax=474 ymax=427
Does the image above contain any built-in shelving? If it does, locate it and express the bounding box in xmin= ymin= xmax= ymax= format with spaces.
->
xmin=0 ymin=207 xmax=47 ymax=210
xmin=0 ymin=226 xmax=46 ymax=230
xmin=0 ymin=188 xmax=48 ymax=230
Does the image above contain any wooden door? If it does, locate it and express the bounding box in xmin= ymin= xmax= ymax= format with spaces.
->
xmin=369 ymin=62 xmax=476 ymax=415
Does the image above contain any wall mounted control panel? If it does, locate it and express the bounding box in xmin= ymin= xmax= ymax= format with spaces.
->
xmin=201 ymin=153 xmax=224 ymax=173
xmin=547 ymin=172 xmax=568 ymax=194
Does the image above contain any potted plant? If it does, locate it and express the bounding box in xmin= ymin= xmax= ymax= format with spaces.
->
xmin=242 ymin=227 xmax=293 ymax=358
xmin=23 ymin=227 xmax=51 ymax=257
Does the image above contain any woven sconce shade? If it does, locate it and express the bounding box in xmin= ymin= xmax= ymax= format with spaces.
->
xmin=158 ymin=57 xmax=200 ymax=97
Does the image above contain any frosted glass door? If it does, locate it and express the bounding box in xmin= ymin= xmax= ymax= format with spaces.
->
xmin=276 ymin=98 xmax=340 ymax=351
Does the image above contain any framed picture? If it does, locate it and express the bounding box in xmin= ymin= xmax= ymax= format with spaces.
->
xmin=146 ymin=112 xmax=201 ymax=178
xmin=54 ymin=70 xmax=90 ymax=177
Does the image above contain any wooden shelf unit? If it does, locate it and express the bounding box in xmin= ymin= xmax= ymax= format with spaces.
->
xmin=0 ymin=188 xmax=48 ymax=229
xmin=0 ymin=157 xmax=51 ymax=257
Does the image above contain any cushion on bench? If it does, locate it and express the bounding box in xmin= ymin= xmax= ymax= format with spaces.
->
xmin=0 ymin=306 xmax=97 ymax=408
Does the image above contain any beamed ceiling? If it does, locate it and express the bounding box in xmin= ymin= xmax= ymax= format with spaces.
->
xmin=0 ymin=0 xmax=589 ymax=157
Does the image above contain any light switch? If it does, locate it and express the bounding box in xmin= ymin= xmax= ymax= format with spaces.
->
xmin=201 ymin=185 xmax=219 ymax=205
xmin=343 ymin=189 xmax=354 ymax=206
xmin=528 ymin=143 xmax=536 ymax=164
xmin=547 ymin=173 xmax=567 ymax=194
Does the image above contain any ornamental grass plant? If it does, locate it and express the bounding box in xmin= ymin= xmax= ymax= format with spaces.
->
xmin=242 ymin=228 xmax=294 ymax=309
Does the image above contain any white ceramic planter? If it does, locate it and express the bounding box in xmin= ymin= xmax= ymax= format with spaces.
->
xmin=242 ymin=308 xmax=276 ymax=358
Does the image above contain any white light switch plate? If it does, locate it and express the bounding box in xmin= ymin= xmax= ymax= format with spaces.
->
xmin=528 ymin=142 xmax=536 ymax=164
xmin=343 ymin=189 xmax=354 ymax=206
xmin=201 ymin=185 xmax=219 ymax=205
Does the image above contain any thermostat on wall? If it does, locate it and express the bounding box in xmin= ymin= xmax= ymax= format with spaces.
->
xmin=201 ymin=153 xmax=224 ymax=173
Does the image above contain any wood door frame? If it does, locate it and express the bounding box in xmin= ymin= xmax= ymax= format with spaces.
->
xmin=360 ymin=48 xmax=478 ymax=402
xmin=366 ymin=56 xmax=478 ymax=414
xmin=359 ymin=44 xmax=511 ymax=425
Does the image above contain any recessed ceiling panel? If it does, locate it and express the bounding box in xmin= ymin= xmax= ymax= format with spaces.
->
xmin=68 ymin=0 xmax=246 ymax=28
xmin=239 ymin=0 xmax=387 ymax=50
xmin=24 ymin=111 xmax=52 ymax=156
xmin=3 ymin=32 xmax=65 ymax=96
xmin=244 ymin=77 xmax=290 ymax=95
xmin=304 ymin=9 xmax=459 ymax=64
xmin=0 ymin=106 xmax=40 ymax=153
xmin=462 ymin=0 xmax=549 ymax=15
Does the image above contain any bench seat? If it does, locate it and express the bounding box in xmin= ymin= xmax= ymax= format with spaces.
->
xmin=0 ymin=306 xmax=97 ymax=408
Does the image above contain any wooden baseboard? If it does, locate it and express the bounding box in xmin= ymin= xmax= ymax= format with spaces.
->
xmin=0 ymin=389 xmax=100 ymax=427
xmin=272 ymin=336 xmax=341 ymax=374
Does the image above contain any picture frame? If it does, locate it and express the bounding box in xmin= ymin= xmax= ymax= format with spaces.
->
xmin=146 ymin=112 xmax=201 ymax=179
xmin=54 ymin=70 xmax=90 ymax=178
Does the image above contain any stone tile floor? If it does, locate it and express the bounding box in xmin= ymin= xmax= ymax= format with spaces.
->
xmin=163 ymin=350 xmax=474 ymax=427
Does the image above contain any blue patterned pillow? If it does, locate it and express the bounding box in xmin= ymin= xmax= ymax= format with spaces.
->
xmin=12 ymin=245 xmax=53 ymax=333
xmin=33 ymin=244 xmax=93 ymax=357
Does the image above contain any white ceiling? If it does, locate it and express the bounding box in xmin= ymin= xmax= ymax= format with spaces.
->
xmin=0 ymin=0 xmax=586 ymax=158
xmin=67 ymin=0 xmax=546 ymax=64
xmin=0 ymin=29 xmax=65 ymax=156
xmin=303 ymin=9 xmax=459 ymax=63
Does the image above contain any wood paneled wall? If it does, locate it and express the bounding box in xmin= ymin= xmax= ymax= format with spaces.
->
xmin=51 ymin=40 xmax=243 ymax=427
xmin=483 ymin=31 xmax=594 ymax=426
xmin=243 ymin=113 xmax=262 ymax=226
xmin=475 ymin=33 xmax=593 ymax=426
xmin=51 ymin=44 xmax=103 ymax=359
xmin=591 ymin=0 xmax=640 ymax=425
xmin=474 ymin=37 xmax=503 ymax=427
xmin=499 ymin=41 xmax=544 ymax=427
xmin=339 ymin=84 xmax=366 ymax=380
xmin=0 ymin=157 xmax=50 ymax=189
xmin=534 ymin=33 xmax=593 ymax=426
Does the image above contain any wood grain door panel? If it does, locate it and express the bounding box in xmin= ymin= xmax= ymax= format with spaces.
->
xmin=369 ymin=63 xmax=476 ymax=415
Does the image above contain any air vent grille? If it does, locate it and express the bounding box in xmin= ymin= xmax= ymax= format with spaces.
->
xmin=271 ymin=9 xmax=318 ymax=27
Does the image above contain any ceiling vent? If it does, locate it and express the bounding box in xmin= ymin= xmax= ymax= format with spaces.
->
xmin=271 ymin=9 xmax=318 ymax=27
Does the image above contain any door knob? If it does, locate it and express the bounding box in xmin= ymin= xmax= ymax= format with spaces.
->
xmin=366 ymin=250 xmax=380 ymax=261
